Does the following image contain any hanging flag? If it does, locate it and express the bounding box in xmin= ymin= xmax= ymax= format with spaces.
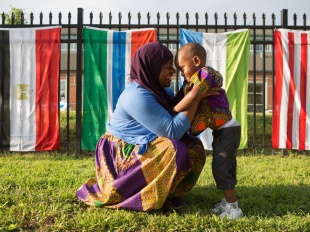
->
xmin=273 ymin=29 xmax=310 ymax=150
xmin=180 ymin=28 xmax=250 ymax=149
xmin=0 ymin=26 xmax=61 ymax=151
xmin=82 ymin=27 xmax=156 ymax=150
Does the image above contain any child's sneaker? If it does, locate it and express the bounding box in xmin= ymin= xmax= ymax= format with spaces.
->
xmin=211 ymin=198 xmax=227 ymax=214
xmin=219 ymin=202 xmax=243 ymax=220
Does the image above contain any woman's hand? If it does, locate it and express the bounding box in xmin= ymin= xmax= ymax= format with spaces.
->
xmin=202 ymin=87 xmax=221 ymax=98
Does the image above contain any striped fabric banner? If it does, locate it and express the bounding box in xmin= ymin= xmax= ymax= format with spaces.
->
xmin=0 ymin=27 xmax=61 ymax=151
xmin=273 ymin=29 xmax=310 ymax=150
xmin=82 ymin=27 xmax=156 ymax=150
xmin=180 ymin=28 xmax=250 ymax=149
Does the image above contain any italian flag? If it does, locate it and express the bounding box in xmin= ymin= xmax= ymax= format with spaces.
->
xmin=180 ymin=28 xmax=250 ymax=149
xmin=273 ymin=29 xmax=310 ymax=150
xmin=82 ymin=27 xmax=156 ymax=150
xmin=0 ymin=27 xmax=61 ymax=151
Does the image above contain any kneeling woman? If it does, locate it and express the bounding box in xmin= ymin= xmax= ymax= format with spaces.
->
xmin=76 ymin=42 xmax=206 ymax=211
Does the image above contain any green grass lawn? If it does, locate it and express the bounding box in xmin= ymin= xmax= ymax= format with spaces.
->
xmin=0 ymin=152 xmax=309 ymax=231
xmin=0 ymin=112 xmax=309 ymax=231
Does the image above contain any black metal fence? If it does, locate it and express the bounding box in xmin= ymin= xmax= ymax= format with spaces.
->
xmin=1 ymin=8 xmax=310 ymax=154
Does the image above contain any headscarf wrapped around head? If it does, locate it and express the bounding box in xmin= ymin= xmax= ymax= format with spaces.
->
xmin=130 ymin=41 xmax=174 ymax=113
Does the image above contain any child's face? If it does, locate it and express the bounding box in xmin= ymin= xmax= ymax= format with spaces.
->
xmin=175 ymin=52 xmax=201 ymax=82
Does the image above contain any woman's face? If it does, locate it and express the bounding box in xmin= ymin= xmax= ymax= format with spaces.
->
xmin=159 ymin=59 xmax=175 ymax=88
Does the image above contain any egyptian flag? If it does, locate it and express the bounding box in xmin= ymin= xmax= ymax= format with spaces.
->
xmin=0 ymin=26 xmax=61 ymax=151
xmin=273 ymin=29 xmax=310 ymax=150
xmin=82 ymin=27 xmax=156 ymax=150
xmin=180 ymin=28 xmax=250 ymax=149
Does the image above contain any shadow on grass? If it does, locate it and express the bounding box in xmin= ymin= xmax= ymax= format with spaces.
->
xmin=76 ymin=183 xmax=309 ymax=218
xmin=162 ymin=184 xmax=310 ymax=218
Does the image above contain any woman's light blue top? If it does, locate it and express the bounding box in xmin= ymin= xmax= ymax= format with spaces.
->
xmin=106 ymin=82 xmax=190 ymax=154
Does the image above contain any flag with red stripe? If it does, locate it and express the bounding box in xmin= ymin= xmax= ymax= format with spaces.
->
xmin=0 ymin=26 xmax=61 ymax=151
xmin=82 ymin=27 xmax=156 ymax=150
xmin=273 ymin=29 xmax=310 ymax=150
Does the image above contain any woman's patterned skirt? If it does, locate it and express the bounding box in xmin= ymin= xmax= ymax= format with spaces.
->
xmin=76 ymin=133 xmax=206 ymax=211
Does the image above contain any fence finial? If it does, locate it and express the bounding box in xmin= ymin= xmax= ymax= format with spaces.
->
xmin=243 ymin=13 xmax=247 ymax=26
xmin=128 ymin=12 xmax=131 ymax=25
xmin=30 ymin=12 xmax=34 ymax=25
xmin=186 ymin=12 xmax=189 ymax=25
xmin=40 ymin=12 xmax=43 ymax=25
xmin=49 ymin=12 xmax=52 ymax=25
xmin=147 ymin=12 xmax=150 ymax=25
xmin=157 ymin=12 xmax=160 ymax=24
xmin=99 ymin=12 xmax=103 ymax=24
xmin=90 ymin=12 xmax=93 ymax=25
xmin=272 ymin=13 xmax=275 ymax=26
xmin=138 ymin=12 xmax=141 ymax=25
xmin=109 ymin=12 xmax=112 ymax=24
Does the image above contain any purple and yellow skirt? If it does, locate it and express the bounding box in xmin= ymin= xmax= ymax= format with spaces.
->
xmin=76 ymin=133 xmax=206 ymax=211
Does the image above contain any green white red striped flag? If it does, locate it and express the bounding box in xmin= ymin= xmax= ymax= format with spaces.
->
xmin=273 ymin=29 xmax=310 ymax=150
xmin=82 ymin=27 xmax=156 ymax=150
xmin=180 ymin=28 xmax=250 ymax=149
xmin=0 ymin=27 xmax=61 ymax=151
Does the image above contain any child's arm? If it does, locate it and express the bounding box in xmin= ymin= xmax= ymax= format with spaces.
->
xmin=173 ymin=85 xmax=221 ymax=113
xmin=169 ymin=86 xmax=185 ymax=107
xmin=173 ymin=85 xmax=202 ymax=113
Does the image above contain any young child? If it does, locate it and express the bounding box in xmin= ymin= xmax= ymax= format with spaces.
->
xmin=173 ymin=42 xmax=243 ymax=219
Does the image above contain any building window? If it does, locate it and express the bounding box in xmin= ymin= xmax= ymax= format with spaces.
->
xmin=250 ymin=35 xmax=272 ymax=53
xmin=61 ymin=35 xmax=77 ymax=52
xmin=250 ymin=44 xmax=272 ymax=53
xmin=159 ymin=34 xmax=178 ymax=52
xmin=248 ymin=82 xmax=264 ymax=112
xmin=167 ymin=43 xmax=177 ymax=52
xmin=60 ymin=80 xmax=67 ymax=101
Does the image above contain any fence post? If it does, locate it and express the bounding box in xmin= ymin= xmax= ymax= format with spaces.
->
xmin=281 ymin=9 xmax=288 ymax=28
xmin=76 ymin=8 xmax=83 ymax=155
